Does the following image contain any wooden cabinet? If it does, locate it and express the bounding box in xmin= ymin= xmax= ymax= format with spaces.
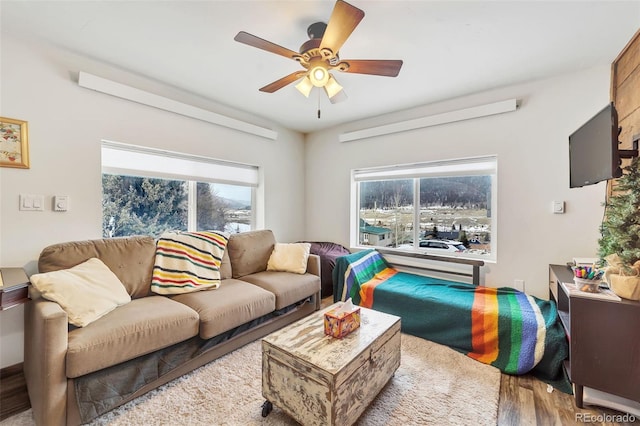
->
xmin=549 ymin=264 xmax=640 ymax=408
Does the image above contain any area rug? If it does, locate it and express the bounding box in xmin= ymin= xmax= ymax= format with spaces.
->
xmin=3 ymin=334 xmax=500 ymax=425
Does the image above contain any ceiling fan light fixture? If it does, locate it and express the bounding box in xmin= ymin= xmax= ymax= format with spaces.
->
xmin=235 ymin=0 xmax=403 ymax=105
xmin=309 ymin=65 xmax=329 ymax=87
xmin=328 ymin=89 xmax=348 ymax=104
xmin=295 ymin=76 xmax=314 ymax=97
xmin=324 ymin=74 xmax=343 ymax=99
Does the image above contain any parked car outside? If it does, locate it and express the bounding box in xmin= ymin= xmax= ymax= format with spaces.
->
xmin=419 ymin=239 xmax=467 ymax=253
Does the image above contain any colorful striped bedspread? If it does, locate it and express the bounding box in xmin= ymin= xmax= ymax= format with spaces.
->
xmin=333 ymin=250 xmax=570 ymax=390
xmin=151 ymin=230 xmax=229 ymax=295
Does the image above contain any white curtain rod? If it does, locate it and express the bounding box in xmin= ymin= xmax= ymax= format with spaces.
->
xmin=339 ymin=99 xmax=518 ymax=143
xmin=78 ymin=71 xmax=278 ymax=140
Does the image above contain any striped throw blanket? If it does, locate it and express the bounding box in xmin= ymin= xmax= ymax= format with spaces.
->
xmin=151 ymin=231 xmax=229 ymax=295
xmin=333 ymin=250 xmax=569 ymax=390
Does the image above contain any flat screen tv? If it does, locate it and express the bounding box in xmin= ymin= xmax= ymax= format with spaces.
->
xmin=569 ymin=102 xmax=622 ymax=188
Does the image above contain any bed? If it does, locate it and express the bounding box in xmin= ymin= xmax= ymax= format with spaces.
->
xmin=333 ymin=249 xmax=571 ymax=392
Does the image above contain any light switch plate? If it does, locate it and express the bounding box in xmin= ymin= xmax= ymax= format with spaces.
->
xmin=19 ymin=194 xmax=44 ymax=211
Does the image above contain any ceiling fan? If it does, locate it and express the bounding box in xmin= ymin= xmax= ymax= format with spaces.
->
xmin=234 ymin=0 xmax=403 ymax=104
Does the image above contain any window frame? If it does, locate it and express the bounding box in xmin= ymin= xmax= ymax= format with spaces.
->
xmin=101 ymin=140 xmax=258 ymax=235
xmin=351 ymin=155 xmax=497 ymax=262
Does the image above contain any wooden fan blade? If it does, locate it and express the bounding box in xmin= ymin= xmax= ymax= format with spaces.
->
xmin=320 ymin=0 xmax=365 ymax=57
xmin=234 ymin=31 xmax=300 ymax=60
xmin=259 ymin=71 xmax=307 ymax=93
xmin=338 ymin=59 xmax=403 ymax=77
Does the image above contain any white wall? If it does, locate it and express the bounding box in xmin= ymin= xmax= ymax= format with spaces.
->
xmin=0 ymin=32 xmax=616 ymax=369
xmin=304 ymin=65 xmax=611 ymax=300
xmin=0 ymin=35 xmax=306 ymax=368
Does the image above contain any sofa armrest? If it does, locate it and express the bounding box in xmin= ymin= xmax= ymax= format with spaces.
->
xmin=306 ymin=254 xmax=322 ymax=310
xmin=24 ymin=298 xmax=69 ymax=426
xmin=306 ymin=254 xmax=321 ymax=278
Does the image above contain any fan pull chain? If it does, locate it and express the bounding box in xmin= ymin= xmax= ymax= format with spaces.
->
xmin=317 ymin=89 xmax=321 ymax=119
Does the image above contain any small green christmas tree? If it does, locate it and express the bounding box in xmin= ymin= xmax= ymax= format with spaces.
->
xmin=598 ymin=157 xmax=640 ymax=268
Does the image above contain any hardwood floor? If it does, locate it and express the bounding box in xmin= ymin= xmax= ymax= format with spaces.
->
xmin=0 ymin=363 xmax=29 ymax=421
xmin=1 ymin=299 xmax=637 ymax=425
xmin=498 ymin=373 xmax=638 ymax=425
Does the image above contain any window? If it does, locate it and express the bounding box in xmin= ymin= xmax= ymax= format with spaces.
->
xmin=352 ymin=156 xmax=497 ymax=261
xmin=101 ymin=141 xmax=257 ymax=238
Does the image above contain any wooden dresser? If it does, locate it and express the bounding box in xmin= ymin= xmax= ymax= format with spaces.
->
xmin=549 ymin=264 xmax=640 ymax=409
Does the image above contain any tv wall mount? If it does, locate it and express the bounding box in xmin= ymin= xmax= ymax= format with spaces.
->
xmin=617 ymin=131 xmax=639 ymax=159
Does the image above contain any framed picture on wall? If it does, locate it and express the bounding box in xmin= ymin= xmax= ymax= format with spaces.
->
xmin=0 ymin=117 xmax=29 ymax=168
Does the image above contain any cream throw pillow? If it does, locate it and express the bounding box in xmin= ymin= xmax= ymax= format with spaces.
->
xmin=30 ymin=257 xmax=131 ymax=327
xmin=266 ymin=243 xmax=311 ymax=274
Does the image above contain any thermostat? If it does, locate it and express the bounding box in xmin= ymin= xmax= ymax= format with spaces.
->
xmin=54 ymin=195 xmax=69 ymax=212
xmin=552 ymin=201 xmax=565 ymax=214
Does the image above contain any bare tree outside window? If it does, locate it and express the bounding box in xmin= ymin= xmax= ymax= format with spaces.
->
xmin=197 ymin=182 xmax=252 ymax=234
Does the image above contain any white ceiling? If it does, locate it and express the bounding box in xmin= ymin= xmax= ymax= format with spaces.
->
xmin=2 ymin=1 xmax=639 ymax=134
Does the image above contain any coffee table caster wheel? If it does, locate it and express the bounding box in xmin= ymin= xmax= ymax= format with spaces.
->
xmin=261 ymin=400 xmax=273 ymax=417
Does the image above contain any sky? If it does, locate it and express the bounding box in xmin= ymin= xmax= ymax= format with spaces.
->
xmin=212 ymin=183 xmax=251 ymax=204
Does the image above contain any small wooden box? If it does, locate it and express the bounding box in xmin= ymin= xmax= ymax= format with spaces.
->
xmin=324 ymin=306 xmax=361 ymax=338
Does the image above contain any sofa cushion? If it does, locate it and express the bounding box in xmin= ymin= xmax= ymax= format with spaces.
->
xmin=220 ymin=248 xmax=232 ymax=280
xmin=29 ymin=258 xmax=131 ymax=327
xmin=267 ymin=243 xmax=311 ymax=274
xmin=239 ymin=271 xmax=320 ymax=310
xmin=66 ymin=296 xmax=199 ymax=378
xmin=171 ymin=279 xmax=276 ymax=339
xmin=38 ymin=236 xmax=156 ymax=299
xmin=227 ymin=230 xmax=276 ymax=278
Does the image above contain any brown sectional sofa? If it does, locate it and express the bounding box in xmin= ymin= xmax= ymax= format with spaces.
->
xmin=24 ymin=230 xmax=321 ymax=426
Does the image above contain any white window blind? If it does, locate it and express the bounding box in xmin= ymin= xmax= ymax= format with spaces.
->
xmin=353 ymin=156 xmax=497 ymax=181
xmin=101 ymin=140 xmax=259 ymax=187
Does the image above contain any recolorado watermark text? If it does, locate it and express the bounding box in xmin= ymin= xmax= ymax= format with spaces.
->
xmin=575 ymin=413 xmax=636 ymax=423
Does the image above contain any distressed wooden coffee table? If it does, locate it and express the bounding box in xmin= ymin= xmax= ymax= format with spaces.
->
xmin=261 ymin=303 xmax=401 ymax=425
